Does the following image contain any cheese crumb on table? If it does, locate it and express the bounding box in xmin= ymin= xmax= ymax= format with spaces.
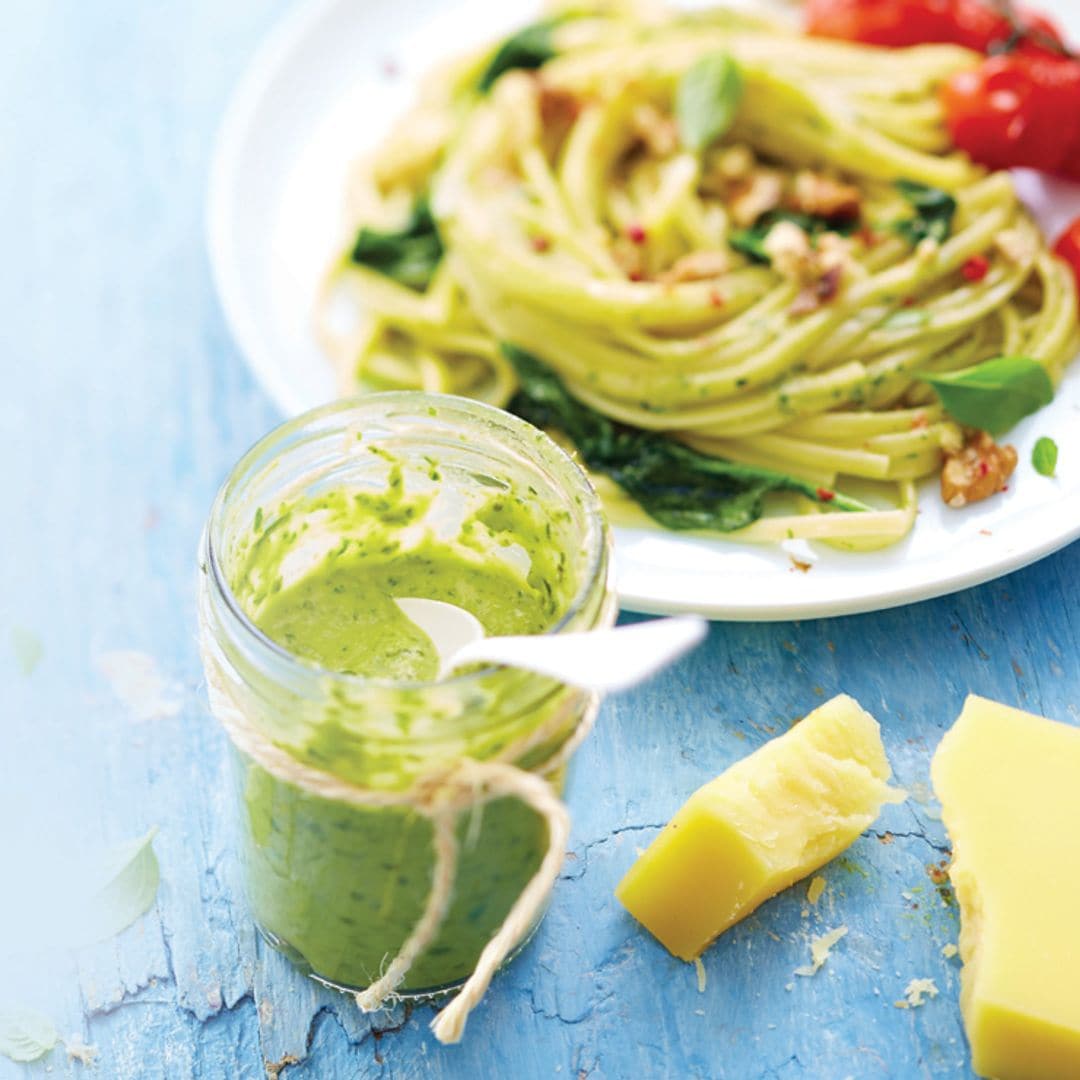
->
xmin=894 ymin=978 xmax=939 ymax=1009
xmin=806 ymin=876 xmax=827 ymax=906
xmin=615 ymin=695 xmax=903 ymax=960
xmin=794 ymin=926 xmax=848 ymax=977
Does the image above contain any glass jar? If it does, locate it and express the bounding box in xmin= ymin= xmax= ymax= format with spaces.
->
xmin=198 ymin=393 xmax=615 ymax=997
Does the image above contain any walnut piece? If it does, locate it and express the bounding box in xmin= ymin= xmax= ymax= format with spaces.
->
xmin=657 ymin=250 xmax=730 ymax=284
xmin=789 ymin=171 xmax=861 ymax=222
xmin=631 ymin=101 xmax=679 ymax=158
xmin=941 ymin=431 xmax=1018 ymax=509
xmin=730 ymin=170 xmax=784 ymax=227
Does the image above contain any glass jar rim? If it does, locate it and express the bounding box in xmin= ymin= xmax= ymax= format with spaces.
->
xmin=203 ymin=391 xmax=611 ymax=693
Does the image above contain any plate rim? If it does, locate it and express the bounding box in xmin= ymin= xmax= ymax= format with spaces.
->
xmin=206 ymin=0 xmax=1080 ymax=621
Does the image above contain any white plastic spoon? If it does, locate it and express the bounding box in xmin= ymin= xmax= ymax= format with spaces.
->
xmin=394 ymin=597 xmax=708 ymax=691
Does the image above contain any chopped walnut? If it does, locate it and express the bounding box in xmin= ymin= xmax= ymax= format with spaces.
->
xmin=763 ymin=220 xmax=813 ymax=280
xmin=790 ymin=265 xmax=844 ymax=316
xmin=536 ymin=80 xmax=581 ymax=155
xmin=941 ymin=430 xmax=1018 ymax=509
xmin=762 ymin=222 xmax=849 ymax=314
xmin=657 ymin=250 xmax=730 ymax=284
xmin=789 ymin=170 xmax=861 ymax=222
xmin=631 ymin=101 xmax=678 ymax=158
xmin=730 ymin=170 xmax=784 ymax=227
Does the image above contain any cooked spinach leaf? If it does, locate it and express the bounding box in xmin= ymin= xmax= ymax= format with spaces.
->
xmin=728 ymin=210 xmax=859 ymax=265
xmin=676 ymin=53 xmax=743 ymax=152
xmin=477 ymin=20 xmax=559 ymax=92
xmin=893 ymin=179 xmax=957 ymax=246
xmin=349 ymin=197 xmax=443 ymax=291
xmin=504 ymin=345 xmax=868 ymax=531
xmin=920 ymin=356 xmax=1053 ymax=435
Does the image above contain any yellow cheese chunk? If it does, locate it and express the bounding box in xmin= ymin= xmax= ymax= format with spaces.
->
xmin=615 ymin=694 xmax=902 ymax=960
xmin=932 ymin=695 xmax=1080 ymax=1080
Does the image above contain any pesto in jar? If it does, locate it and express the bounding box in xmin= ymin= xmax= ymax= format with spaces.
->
xmin=229 ymin=452 xmax=581 ymax=992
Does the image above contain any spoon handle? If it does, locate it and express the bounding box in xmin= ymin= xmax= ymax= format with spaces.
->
xmin=442 ymin=616 xmax=708 ymax=691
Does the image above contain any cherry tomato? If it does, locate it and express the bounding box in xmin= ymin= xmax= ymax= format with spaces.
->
xmin=942 ymin=54 xmax=1080 ymax=177
xmin=806 ymin=0 xmax=951 ymax=48
xmin=805 ymin=0 xmax=1066 ymax=56
xmin=1055 ymin=217 xmax=1080 ymax=306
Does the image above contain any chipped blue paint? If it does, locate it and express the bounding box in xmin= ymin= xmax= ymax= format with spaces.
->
xmin=2 ymin=2 xmax=1079 ymax=1077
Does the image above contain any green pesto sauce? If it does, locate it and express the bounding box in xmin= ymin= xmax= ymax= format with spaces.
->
xmin=229 ymin=458 xmax=581 ymax=993
xmin=255 ymin=543 xmax=556 ymax=682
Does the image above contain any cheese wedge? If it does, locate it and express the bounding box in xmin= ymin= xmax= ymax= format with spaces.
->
xmin=932 ymin=695 xmax=1080 ymax=1080
xmin=616 ymin=694 xmax=902 ymax=960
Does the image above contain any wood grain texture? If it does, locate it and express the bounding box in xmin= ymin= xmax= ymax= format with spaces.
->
xmin=2 ymin=2 xmax=1078 ymax=1077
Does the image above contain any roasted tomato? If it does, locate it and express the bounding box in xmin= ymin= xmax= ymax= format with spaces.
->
xmin=942 ymin=54 xmax=1080 ymax=178
xmin=1054 ymin=217 xmax=1080 ymax=307
xmin=805 ymin=0 xmax=1067 ymax=56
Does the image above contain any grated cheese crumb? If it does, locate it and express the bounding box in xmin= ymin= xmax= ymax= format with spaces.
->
xmin=794 ymin=926 xmax=847 ymax=977
xmin=941 ymin=943 xmax=959 ymax=959
xmin=65 ymin=1037 xmax=98 ymax=1066
xmin=806 ymin=876 xmax=827 ymax=906
xmin=694 ymin=957 xmax=707 ymax=993
xmin=895 ymin=977 xmax=939 ymax=1009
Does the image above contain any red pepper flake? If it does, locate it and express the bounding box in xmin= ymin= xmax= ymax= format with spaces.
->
xmin=626 ymin=223 xmax=647 ymax=245
xmin=979 ymin=528 xmax=992 ymax=536
xmin=789 ymin=556 xmax=812 ymax=574
xmin=628 ymin=269 xmax=644 ymax=282
xmin=978 ymin=460 xmax=990 ymax=477
xmin=961 ymin=255 xmax=990 ymax=283
xmin=530 ymin=234 xmax=551 ymax=253
xmin=816 ymin=488 xmax=836 ymax=502
xmin=910 ymin=412 xmax=929 ymax=430
xmin=902 ymin=296 xmax=917 ymax=307
xmin=709 ymin=289 xmax=725 ymax=309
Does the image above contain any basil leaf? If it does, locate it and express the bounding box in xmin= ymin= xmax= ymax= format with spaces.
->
xmin=893 ymin=179 xmax=957 ymax=245
xmin=0 ymin=1008 xmax=57 ymax=1064
xmin=73 ymin=828 xmax=161 ymax=945
xmin=920 ymin=357 xmax=1053 ymax=435
xmin=504 ymin=345 xmax=869 ymax=531
xmin=349 ymin=197 xmax=443 ymax=291
xmin=1032 ymin=435 xmax=1059 ymax=476
xmin=676 ymin=53 xmax=743 ymax=153
xmin=477 ymin=20 xmax=558 ymax=92
xmin=729 ymin=210 xmax=859 ymax=265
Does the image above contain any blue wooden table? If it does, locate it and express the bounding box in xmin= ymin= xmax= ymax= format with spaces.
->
xmin=4 ymin=2 xmax=1078 ymax=1077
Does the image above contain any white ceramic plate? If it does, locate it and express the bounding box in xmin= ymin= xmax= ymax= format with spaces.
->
xmin=208 ymin=0 xmax=1080 ymax=619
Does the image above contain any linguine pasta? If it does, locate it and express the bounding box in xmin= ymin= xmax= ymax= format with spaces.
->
xmin=316 ymin=3 xmax=1078 ymax=549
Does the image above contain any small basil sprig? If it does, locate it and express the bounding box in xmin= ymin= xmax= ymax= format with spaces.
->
xmin=728 ymin=210 xmax=859 ymax=265
xmin=477 ymin=19 xmax=559 ymax=92
xmin=676 ymin=53 xmax=743 ymax=153
xmin=1032 ymin=436 xmax=1058 ymax=476
xmin=893 ymin=179 xmax=957 ymax=245
xmin=349 ymin=197 xmax=443 ymax=291
xmin=920 ymin=357 xmax=1053 ymax=435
